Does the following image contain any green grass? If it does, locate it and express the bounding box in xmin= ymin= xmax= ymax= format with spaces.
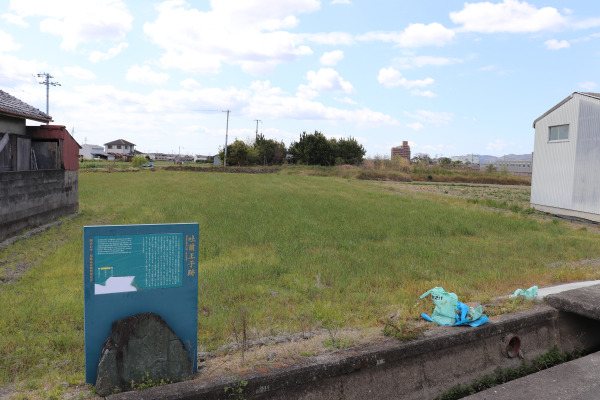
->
xmin=1 ymin=170 xmax=600 ymax=393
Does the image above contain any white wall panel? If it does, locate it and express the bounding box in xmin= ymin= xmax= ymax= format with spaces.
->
xmin=531 ymin=95 xmax=579 ymax=209
xmin=572 ymin=98 xmax=600 ymax=215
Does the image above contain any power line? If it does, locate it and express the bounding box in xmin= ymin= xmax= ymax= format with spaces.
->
xmin=37 ymin=72 xmax=60 ymax=117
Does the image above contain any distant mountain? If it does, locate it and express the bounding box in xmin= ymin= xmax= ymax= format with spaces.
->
xmin=474 ymin=153 xmax=532 ymax=164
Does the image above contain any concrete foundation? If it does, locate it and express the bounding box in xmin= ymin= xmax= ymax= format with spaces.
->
xmin=531 ymin=203 xmax=600 ymax=223
xmin=0 ymin=169 xmax=78 ymax=241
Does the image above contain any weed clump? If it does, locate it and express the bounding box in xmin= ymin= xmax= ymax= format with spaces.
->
xmin=378 ymin=318 xmax=427 ymax=342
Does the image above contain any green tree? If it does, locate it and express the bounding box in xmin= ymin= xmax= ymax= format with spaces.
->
xmin=439 ymin=157 xmax=452 ymax=167
xmin=486 ymin=163 xmax=498 ymax=173
xmin=411 ymin=153 xmax=432 ymax=165
xmin=334 ymin=137 xmax=366 ymax=165
xmin=254 ymin=134 xmax=287 ymax=165
xmin=289 ymin=131 xmax=359 ymax=166
xmin=218 ymin=140 xmax=251 ymax=166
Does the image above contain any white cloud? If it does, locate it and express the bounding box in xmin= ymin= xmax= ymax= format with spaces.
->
xmin=393 ymin=55 xmax=462 ymax=69
xmin=450 ymin=0 xmax=567 ymax=33
xmin=411 ymin=89 xmax=436 ymax=98
xmin=64 ymin=66 xmax=96 ymax=80
xmin=9 ymin=0 xmax=133 ymax=51
xmin=331 ymin=0 xmax=351 ymax=4
xmin=1 ymin=13 xmax=29 ymax=27
xmin=126 ymin=65 xmax=169 ymax=86
xmin=377 ymin=67 xmax=434 ymax=89
xmin=0 ymin=29 xmax=20 ymax=52
xmin=245 ymin=80 xmax=397 ymax=126
xmin=89 ymin=42 xmax=128 ymax=63
xmin=180 ymin=78 xmax=202 ymax=90
xmin=320 ymin=50 xmax=344 ymax=66
xmin=305 ymin=68 xmax=354 ymax=94
xmin=407 ymin=122 xmax=425 ymax=131
xmin=405 ymin=110 xmax=453 ymax=127
xmin=144 ymin=0 xmax=319 ymax=75
xmin=358 ymin=23 xmax=455 ymax=47
xmin=0 ymin=53 xmax=46 ymax=87
xmin=579 ymin=81 xmax=597 ymax=91
xmin=572 ymin=18 xmax=600 ymax=30
xmin=334 ymin=97 xmax=357 ymax=105
xmin=302 ymin=32 xmax=355 ymax=45
xmin=544 ymin=39 xmax=570 ymax=50
xmin=480 ymin=65 xmax=496 ymax=71
xmin=296 ymin=84 xmax=319 ymax=100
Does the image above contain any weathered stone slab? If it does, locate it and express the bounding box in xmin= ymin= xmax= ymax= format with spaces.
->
xmin=545 ymin=284 xmax=600 ymax=321
xmin=95 ymin=312 xmax=192 ymax=396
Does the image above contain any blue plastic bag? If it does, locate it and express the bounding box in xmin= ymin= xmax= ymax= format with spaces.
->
xmin=420 ymin=287 xmax=489 ymax=327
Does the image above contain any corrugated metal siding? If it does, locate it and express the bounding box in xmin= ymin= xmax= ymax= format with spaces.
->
xmin=530 ymin=96 xmax=579 ymax=209
xmin=572 ymin=99 xmax=600 ymax=215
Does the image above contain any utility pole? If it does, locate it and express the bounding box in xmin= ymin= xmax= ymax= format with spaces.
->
xmin=254 ymin=119 xmax=262 ymax=140
xmin=223 ymin=110 xmax=230 ymax=166
xmin=37 ymin=73 xmax=60 ymax=120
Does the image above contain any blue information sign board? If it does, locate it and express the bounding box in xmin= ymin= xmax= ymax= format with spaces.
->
xmin=83 ymin=223 xmax=199 ymax=383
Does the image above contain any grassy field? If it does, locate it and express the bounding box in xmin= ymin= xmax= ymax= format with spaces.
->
xmin=1 ymin=169 xmax=599 ymax=396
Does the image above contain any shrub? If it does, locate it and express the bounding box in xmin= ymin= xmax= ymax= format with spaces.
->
xmin=131 ymin=156 xmax=146 ymax=168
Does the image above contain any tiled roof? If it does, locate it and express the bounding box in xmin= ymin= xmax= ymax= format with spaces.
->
xmin=0 ymin=90 xmax=52 ymax=123
xmin=104 ymin=139 xmax=135 ymax=146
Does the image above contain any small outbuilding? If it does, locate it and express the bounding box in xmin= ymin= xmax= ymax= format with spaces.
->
xmin=531 ymin=92 xmax=600 ymax=222
xmin=0 ymin=89 xmax=80 ymax=240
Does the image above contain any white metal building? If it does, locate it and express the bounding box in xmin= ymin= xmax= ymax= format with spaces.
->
xmin=531 ymin=92 xmax=600 ymax=222
xmin=79 ymin=144 xmax=104 ymax=159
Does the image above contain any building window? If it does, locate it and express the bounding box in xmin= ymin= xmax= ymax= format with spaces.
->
xmin=549 ymin=124 xmax=569 ymax=141
xmin=108 ymin=145 xmax=112 ymax=149
xmin=117 ymin=145 xmax=122 ymax=149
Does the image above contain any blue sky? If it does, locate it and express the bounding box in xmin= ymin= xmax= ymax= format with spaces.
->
xmin=1 ymin=0 xmax=599 ymax=157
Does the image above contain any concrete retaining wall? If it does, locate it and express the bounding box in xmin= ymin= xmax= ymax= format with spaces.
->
xmin=0 ymin=169 xmax=78 ymax=241
xmin=109 ymin=305 xmax=600 ymax=400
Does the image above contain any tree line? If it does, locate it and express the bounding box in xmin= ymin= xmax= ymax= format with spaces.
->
xmin=218 ymin=131 xmax=365 ymax=167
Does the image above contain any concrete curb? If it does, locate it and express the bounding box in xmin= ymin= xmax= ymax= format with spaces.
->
xmin=545 ymin=283 xmax=600 ymax=320
xmin=107 ymin=305 xmax=574 ymax=400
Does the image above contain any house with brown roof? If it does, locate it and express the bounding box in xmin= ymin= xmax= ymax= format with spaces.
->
xmin=0 ymin=89 xmax=80 ymax=240
xmin=105 ymin=139 xmax=135 ymax=154
xmin=104 ymin=139 xmax=136 ymax=161
xmin=531 ymin=92 xmax=600 ymax=222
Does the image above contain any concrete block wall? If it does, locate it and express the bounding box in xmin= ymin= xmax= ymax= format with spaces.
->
xmin=0 ymin=169 xmax=78 ymax=241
